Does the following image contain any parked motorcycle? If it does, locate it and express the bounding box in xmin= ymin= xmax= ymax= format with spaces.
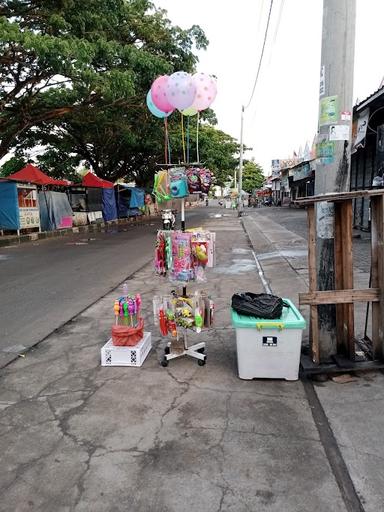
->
xmin=161 ymin=209 xmax=176 ymax=230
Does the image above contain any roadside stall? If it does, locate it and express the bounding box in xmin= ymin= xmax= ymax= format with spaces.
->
xmin=78 ymin=171 xmax=117 ymax=223
xmin=0 ymin=180 xmax=40 ymax=234
xmin=4 ymin=164 xmax=73 ymax=232
xmin=115 ymin=184 xmax=145 ymax=218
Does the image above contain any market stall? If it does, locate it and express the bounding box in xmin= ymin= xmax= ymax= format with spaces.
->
xmin=115 ymin=184 xmax=145 ymax=218
xmin=4 ymin=164 xmax=73 ymax=232
xmin=74 ymin=172 xmax=117 ymax=222
xmin=0 ymin=180 xmax=40 ymax=233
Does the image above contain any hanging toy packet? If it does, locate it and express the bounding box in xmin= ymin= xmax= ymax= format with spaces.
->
xmin=186 ymin=167 xmax=201 ymax=193
xmin=153 ymin=170 xmax=171 ymax=203
xmin=199 ymin=168 xmax=212 ymax=194
xmin=169 ymin=167 xmax=189 ymax=198
xmin=171 ymin=231 xmax=193 ymax=282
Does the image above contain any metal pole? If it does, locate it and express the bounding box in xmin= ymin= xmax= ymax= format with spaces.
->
xmin=238 ymin=105 xmax=244 ymax=217
xmin=315 ymin=0 xmax=356 ymax=360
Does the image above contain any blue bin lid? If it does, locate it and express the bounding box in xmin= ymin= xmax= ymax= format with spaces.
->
xmin=231 ymin=298 xmax=306 ymax=330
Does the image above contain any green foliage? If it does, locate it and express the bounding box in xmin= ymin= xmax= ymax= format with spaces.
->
xmin=0 ymin=0 xmax=208 ymax=159
xmin=0 ymin=155 xmax=27 ymax=177
xmin=242 ymin=160 xmax=264 ymax=193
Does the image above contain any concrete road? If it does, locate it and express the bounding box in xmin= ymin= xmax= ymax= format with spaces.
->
xmin=0 ymin=208 xmax=209 ymax=367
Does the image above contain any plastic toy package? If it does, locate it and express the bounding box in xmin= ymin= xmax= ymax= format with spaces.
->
xmin=154 ymin=229 xmax=216 ymax=282
xmin=154 ymin=167 xmax=212 ymax=202
xmin=168 ymin=167 xmax=189 ymax=198
xmin=153 ymin=290 xmax=215 ymax=337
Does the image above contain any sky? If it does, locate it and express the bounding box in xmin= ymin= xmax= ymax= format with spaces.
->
xmin=155 ymin=0 xmax=384 ymax=175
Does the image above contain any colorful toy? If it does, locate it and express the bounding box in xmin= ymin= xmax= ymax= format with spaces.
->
xmin=114 ymin=300 xmax=120 ymax=325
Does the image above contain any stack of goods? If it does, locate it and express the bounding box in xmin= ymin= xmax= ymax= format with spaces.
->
xmin=112 ymin=293 xmax=144 ymax=346
xmin=153 ymin=167 xmax=212 ymax=203
xmin=153 ymin=290 xmax=214 ymax=337
xmin=155 ymin=229 xmax=216 ymax=282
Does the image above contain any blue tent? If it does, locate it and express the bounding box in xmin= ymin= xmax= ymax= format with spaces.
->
xmin=116 ymin=185 xmax=145 ymax=218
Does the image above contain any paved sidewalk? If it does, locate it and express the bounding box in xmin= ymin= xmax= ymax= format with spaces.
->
xmin=243 ymin=208 xmax=384 ymax=512
xmin=0 ymin=210 xmax=347 ymax=512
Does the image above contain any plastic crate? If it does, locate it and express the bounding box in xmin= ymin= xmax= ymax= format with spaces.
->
xmin=101 ymin=332 xmax=152 ymax=367
xmin=231 ymin=299 xmax=306 ymax=381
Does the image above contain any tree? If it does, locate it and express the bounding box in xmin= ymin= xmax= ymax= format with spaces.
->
xmin=0 ymin=0 xmax=208 ymax=160
xmin=242 ymin=160 xmax=264 ymax=193
xmin=0 ymin=155 xmax=27 ymax=177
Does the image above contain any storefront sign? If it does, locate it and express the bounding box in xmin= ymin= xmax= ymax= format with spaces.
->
xmin=293 ymin=163 xmax=311 ymax=182
xmin=353 ymin=108 xmax=369 ymax=150
xmin=19 ymin=207 xmax=40 ymax=229
xmin=319 ymin=66 xmax=325 ymax=97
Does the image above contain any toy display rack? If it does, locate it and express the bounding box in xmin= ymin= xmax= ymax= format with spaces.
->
xmin=159 ymin=163 xmax=208 ymax=367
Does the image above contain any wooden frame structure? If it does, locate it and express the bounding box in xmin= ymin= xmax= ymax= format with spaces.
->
xmin=296 ymin=189 xmax=384 ymax=365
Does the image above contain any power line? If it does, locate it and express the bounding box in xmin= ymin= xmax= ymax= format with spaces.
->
xmin=244 ymin=0 xmax=275 ymax=110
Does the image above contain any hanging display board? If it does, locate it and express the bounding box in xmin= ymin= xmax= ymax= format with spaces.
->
xmin=17 ymin=184 xmax=40 ymax=229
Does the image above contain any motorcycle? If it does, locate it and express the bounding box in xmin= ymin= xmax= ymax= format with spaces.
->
xmin=161 ymin=209 xmax=176 ymax=230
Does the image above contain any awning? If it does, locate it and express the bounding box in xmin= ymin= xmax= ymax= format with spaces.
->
xmin=7 ymin=164 xmax=71 ymax=186
xmin=82 ymin=171 xmax=114 ymax=189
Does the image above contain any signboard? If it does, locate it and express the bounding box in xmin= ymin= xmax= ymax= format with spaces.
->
xmin=16 ymin=184 xmax=40 ymax=230
xmin=271 ymin=159 xmax=280 ymax=177
xmin=329 ymin=124 xmax=350 ymax=141
xmin=293 ymin=163 xmax=311 ymax=182
xmin=319 ymin=66 xmax=325 ymax=97
xmin=19 ymin=207 xmax=40 ymax=229
xmin=353 ymin=108 xmax=369 ymax=150
xmin=319 ymin=95 xmax=339 ymax=125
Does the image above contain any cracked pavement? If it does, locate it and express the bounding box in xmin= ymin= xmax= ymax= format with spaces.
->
xmin=0 ymin=209 xmax=348 ymax=512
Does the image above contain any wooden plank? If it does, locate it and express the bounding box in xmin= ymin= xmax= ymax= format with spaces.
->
xmin=307 ymin=205 xmax=320 ymax=364
xmin=341 ymin=200 xmax=355 ymax=358
xmin=334 ymin=203 xmax=346 ymax=353
xmin=299 ymin=288 xmax=380 ymax=305
xmin=371 ymin=195 xmax=384 ymax=360
xmin=295 ymin=188 xmax=384 ymax=206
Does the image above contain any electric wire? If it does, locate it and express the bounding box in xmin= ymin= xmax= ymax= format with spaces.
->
xmin=244 ymin=0 xmax=275 ymax=110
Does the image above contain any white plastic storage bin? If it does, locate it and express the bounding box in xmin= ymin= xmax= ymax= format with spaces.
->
xmin=231 ymin=299 xmax=306 ymax=381
xmin=101 ymin=332 xmax=152 ymax=367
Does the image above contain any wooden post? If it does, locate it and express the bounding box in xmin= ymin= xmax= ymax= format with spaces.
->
xmin=371 ymin=195 xmax=384 ymax=359
xmin=307 ymin=205 xmax=320 ymax=363
xmin=334 ymin=200 xmax=354 ymax=358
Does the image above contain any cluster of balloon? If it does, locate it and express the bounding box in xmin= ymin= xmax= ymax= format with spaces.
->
xmin=146 ymin=72 xmax=217 ymax=118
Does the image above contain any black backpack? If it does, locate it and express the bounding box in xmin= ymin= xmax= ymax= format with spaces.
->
xmin=231 ymin=292 xmax=288 ymax=319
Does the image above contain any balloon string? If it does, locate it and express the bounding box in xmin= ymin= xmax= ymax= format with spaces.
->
xmin=164 ymin=118 xmax=168 ymax=164
xmin=181 ymin=113 xmax=186 ymax=163
xmin=186 ymin=116 xmax=190 ymax=164
xmin=167 ymin=117 xmax=171 ymax=164
xmin=196 ymin=111 xmax=200 ymax=164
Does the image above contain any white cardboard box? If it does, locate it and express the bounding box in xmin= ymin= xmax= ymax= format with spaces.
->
xmin=101 ymin=332 xmax=152 ymax=367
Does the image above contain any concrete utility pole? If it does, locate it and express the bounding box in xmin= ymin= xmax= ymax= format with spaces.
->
xmin=315 ymin=0 xmax=356 ymax=360
xmin=238 ymin=105 xmax=244 ymax=216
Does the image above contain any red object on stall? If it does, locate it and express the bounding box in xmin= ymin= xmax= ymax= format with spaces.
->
xmin=7 ymin=164 xmax=71 ymax=186
xmin=81 ymin=172 xmax=114 ymax=189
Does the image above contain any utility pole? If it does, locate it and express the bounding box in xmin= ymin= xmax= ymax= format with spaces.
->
xmin=238 ymin=105 xmax=244 ymax=216
xmin=315 ymin=0 xmax=356 ymax=360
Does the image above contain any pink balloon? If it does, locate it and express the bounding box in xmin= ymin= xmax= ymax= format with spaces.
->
xmin=165 ymin=71 xmax=196 ymax=111
xmin=192 ymin=73 xmax=217 ymax=111
xmin=150 ymin=75 xmax=174 ymax=113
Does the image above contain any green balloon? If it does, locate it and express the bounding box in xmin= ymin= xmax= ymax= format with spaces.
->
xmin=182 ymin=106 xmax=198 ymax=116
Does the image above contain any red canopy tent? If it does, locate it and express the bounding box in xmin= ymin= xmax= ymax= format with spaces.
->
xmin=7 ymin=164 xmax=71 ymax=186
xmin=81 ymin=171 xmax=114 ymax=189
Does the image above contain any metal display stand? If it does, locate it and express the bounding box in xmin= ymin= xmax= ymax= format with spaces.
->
xmin=158 ymin=162 xmax=208 ymax=367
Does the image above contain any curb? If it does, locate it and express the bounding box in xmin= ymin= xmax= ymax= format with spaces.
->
xmin=0 ymin=215 xmax=161 ymax=248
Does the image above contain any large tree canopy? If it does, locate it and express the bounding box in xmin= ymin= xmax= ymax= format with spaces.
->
xmin=0 ymin=0 xmax=208 ymax=160
xmin=242 ymin=160 xmax=264 ymax=193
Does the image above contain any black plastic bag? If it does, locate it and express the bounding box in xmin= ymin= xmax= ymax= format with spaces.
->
xmin=231 ymin=292 xmax=288 ymax=319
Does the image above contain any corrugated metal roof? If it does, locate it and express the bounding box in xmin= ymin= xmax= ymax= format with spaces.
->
xmin=356 ymin=85 xmax=384 ymax=112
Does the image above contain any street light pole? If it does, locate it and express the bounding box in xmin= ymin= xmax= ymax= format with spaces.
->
xmin=238 ymin=105 xmax=244 ymax=216
xmin=315 ymin=0 xmax=356 ymax=360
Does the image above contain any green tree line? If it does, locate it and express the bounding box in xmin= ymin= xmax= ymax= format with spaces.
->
xmin=0 ymin=0 xmax=263 ymax=186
